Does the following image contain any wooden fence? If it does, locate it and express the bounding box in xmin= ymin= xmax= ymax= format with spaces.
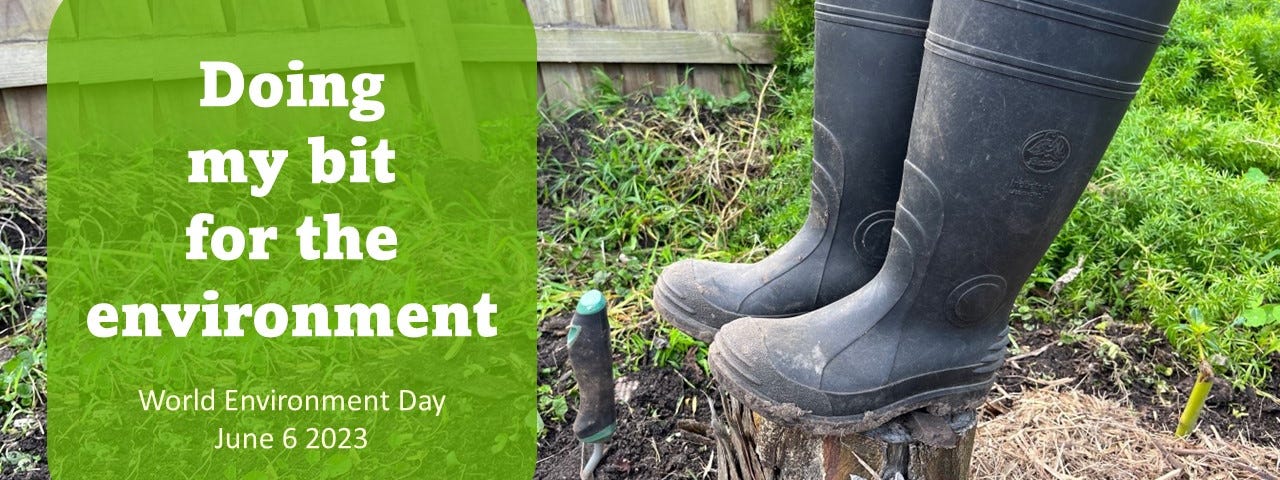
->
xmin=0 ymin=0 xmax=56 ymax=150
xmin=528 ymin=0 xmax=777 ymax=106
xmin=0 ymin=0 xmax=777 ymax=152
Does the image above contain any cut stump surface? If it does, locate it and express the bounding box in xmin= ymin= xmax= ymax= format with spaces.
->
xmin=714 ymin=392 xmax=976 ymax=480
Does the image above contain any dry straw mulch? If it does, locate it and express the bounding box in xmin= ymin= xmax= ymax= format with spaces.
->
xmin=973 ymin=389 xmax=1279 ymax=479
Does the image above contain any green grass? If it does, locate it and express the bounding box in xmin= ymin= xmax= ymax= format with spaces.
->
xmin=538 ymin=0 xmax=1280 ymax=389
xmin=539 ymin=82 xmax=769 ymax=308
xmin=536 ymin=77 xmax=794 ymax=371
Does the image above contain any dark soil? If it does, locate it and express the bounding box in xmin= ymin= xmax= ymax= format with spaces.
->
xmin=535 ymin=315 xmax=719 ymax=479
xmin=0 ymin=154 xmax=46 ymax=257
xmin=0 ymin=152 xmax=48 ymax=479
xmin=995 ymin=318 xmax=1280 ymax=447
xmin=0 ymin=410 xmax=48 ymax=479
xmin=533 ymin=312 xmax=1280 ymax=479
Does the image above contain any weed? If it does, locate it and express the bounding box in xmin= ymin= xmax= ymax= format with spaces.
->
xmin=0 ymin=451 xmax=42 ymax=475
xmin=651 ymin=327 xmax=706 ymax=373
xmin=537 ymin=82 xmax=770 ymax=323
xmin=536 ymin=384 xmax=568 ymax=435
xmin=0 ymin=305 xmax=45 ymax=408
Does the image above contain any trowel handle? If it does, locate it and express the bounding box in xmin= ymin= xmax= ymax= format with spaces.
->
xmin=567 ymin=290 xmax=616 ymax=443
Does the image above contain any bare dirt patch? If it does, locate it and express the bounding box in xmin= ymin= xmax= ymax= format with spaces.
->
xmin=535 ymin=315 xmax=719 ymax=479
xmin=997 ymin=320 xmax=1280 ymax=448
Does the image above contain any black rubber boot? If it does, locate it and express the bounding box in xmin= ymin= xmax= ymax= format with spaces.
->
xmin=654 ymin=0 xmax=935 ymax=342
xmin=710 ymin=0 xmax=1180 ymax=433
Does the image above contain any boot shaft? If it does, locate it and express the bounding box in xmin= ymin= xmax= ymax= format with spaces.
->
xmin=890 ymin=0 xmax=1181 ymax=335
xmin=810 ymin=0 xmax=934 ymax=271
xmin=649 ymin=0 xmax=938 ymax=337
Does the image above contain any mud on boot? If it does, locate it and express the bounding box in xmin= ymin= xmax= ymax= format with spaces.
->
xmin=654 ymin=0 xmax=936 ymax=342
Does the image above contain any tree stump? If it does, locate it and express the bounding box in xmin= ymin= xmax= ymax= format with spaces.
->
xmin=713 ymin=391 xmax=976 ymax=480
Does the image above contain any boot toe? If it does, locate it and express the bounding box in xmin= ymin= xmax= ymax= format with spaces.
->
xmin=710 ymin=318 xmax=836 ymax=418
xmin=654 ymin=260 xmax=748 ymax=342
xmin=712 ymin=314 xmax=999 ymax=433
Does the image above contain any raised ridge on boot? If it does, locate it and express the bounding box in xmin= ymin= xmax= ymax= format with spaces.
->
xmin=710 ymin=0 xmax=1180 ymax=432
xmin=654 ymin=0 xmax=934 ymax=342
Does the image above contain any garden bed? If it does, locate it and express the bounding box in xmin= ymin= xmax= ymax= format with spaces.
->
xmin=533 ymin=307 xmax=1280 ymax=479
xmin=533 ymin=89 xmax=1280 ymax=478
xmin=0 ymin=149 xmax=49 ymax=479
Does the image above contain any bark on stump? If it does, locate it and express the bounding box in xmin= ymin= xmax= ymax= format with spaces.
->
xmin=713 ymin=392 xmax=976 ymax=480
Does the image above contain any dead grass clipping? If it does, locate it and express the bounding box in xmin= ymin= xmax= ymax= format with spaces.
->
xmin=974 ymin=389 xmax=1279 ymax=479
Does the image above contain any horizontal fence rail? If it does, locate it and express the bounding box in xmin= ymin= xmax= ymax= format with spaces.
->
xmin=1 ymin=26 xmax=773 ymax=87
xmin=529 ymin=0 xmax=777 ymax=107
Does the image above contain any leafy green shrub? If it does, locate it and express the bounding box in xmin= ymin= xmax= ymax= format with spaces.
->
xmin=1139 ymin=1 xmax=1280 ymax=174
xmin=1043 ymin=0 xmax=1280 ymax=386
xmin=763 ymin=0 xmax=815 ymax=78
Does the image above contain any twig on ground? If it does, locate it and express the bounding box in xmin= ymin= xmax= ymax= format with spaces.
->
xmin=1008 ymin=343 xmax=1054 ymax=365
xmin=717 ymin=65 xmax=777 ymax=226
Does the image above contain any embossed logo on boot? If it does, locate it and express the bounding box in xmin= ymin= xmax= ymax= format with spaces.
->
xmin=947 ymin=275 xmax=1008 ymax=327
xmin=1022 ymin=130 xmax=1070 ymax=173
xmin=853 ymin=210 xmax=895 ymax=266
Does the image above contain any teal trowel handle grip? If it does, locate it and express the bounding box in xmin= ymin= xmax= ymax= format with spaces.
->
xmin=567 ymin=290 xmax=616 ymax=444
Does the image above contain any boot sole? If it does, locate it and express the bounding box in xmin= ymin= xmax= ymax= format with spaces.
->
xmin=710 ymin=347 xmax=992 ymax=436
xmin=652 ymin=275 xmax=720 ymax=343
